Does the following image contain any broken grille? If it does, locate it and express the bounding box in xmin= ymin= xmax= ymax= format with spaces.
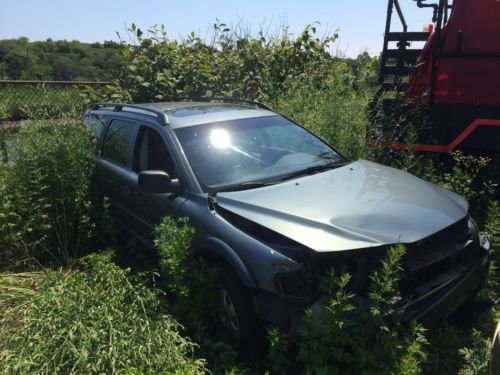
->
xmin=400 ymin=215 xmax=480 ymax=298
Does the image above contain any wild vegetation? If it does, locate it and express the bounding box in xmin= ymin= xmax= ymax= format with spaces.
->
xmin=0 ymin=37 xmax=122 ymax=81
xmin=0 ymin=84 xmax=109 ymax=121
xmin=0 ymin=21 xmax=498 ymax=374
xmin=0 ymin=252 xmax=206 ymax=374
xmin=0 ymin=119 xmax=98 ymax=269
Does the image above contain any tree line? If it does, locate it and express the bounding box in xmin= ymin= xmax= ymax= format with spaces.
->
xmin=0 ymin=37 xmax=123 ymax=81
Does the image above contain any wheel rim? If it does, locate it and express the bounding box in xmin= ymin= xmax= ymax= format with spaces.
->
xmin=218 ymin=288 xmax=240 ymax=339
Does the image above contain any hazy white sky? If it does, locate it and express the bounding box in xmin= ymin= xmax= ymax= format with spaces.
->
xmin=0 ymin=0 xmax=434 ymax=57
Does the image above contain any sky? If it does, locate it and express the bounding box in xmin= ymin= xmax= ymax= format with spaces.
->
xmin=0 ymin=0 xmax=434 ymax=57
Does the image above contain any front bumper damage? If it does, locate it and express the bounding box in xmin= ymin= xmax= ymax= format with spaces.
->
xmin=252 ymin=237 xmax=490 ymax=333
xmin=401 ymin=252 xmax=489 ymax=326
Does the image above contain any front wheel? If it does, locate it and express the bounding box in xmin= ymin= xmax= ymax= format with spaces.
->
xmin=216 ymin=271 xmax=261 ymax=356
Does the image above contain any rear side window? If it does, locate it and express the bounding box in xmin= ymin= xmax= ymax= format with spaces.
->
xmin=84 ymin=114 xmax=107 ymax=143
xmin=102 ymin=119 xmax=136 ymax=166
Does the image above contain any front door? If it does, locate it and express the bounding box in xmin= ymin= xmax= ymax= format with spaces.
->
xmin=129 ymin=124 xmax=187 ymax=244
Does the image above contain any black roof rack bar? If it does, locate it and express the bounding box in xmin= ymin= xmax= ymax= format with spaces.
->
xmin=176 ymin=97 xmax=273 ymax=112
xmin=92 ymin=102 xmax=169 ymax=125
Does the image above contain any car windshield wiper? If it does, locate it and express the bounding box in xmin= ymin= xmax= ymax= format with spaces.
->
xmin=280 ymin=161 xmax=348 ymax=182
xmin=212 ymin=181 xmax=277 ymax=194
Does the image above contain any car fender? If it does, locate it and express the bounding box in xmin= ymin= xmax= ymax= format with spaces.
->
xmin=191 ymin=235 xmax=257 ymax=288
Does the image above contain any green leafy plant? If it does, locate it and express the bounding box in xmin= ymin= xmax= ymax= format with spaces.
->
xmin=0 ymin=119 xmax=98 ymax=269
xmin=0 ymin=252 xmax=206 ymax=375
xmin=117 ymin=22 xmax=338 ymax=103
xmin=273 ymin=65 xmax=371 ymax=160
xmin=154 ymin=216 xmax=218 ymax=332
xmin=267 ymin=326 xmax=291 ymax=374
xmin=288 ymin=245 xmax=428 ymax=375
xmin=482 ymin=201 xmax=500 ymax=301
xmin=458 ymin=329 xmax=494 ymax=375
xmin=154 ymin=216 xmax=246 ymax=373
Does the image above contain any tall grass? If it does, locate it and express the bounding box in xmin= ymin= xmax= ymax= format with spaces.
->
xmin=0 ymin=119 xmax=98 ymax=269
xmin=0 ymin=252 xmax=206 ymax=374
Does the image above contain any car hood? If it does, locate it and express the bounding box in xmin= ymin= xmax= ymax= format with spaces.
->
xmin=216 ymin=160 xmax=468 ymax=252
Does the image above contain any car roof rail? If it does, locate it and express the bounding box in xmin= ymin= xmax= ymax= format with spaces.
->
xmin=92 ymin=102 xmax=169 ymax=125
xmin=176 ymin=97 xmax=273 ymax=112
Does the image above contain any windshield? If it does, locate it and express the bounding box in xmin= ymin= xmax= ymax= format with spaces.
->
xmin=174 ymin=115 xmax=346 ymax=191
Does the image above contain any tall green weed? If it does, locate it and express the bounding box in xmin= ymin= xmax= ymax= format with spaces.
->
xmin=154 ymin=216 xmax=244 ymax=373
xmin=0 ymin=252 xmax=206 ymax=374
xmin=273 ymin=64 xmax=371 ymax=160
xmin=268 ymin=245 xmax=428 ymax=375
xmin=0 ymin=119 xmax=97 ymax=269
xmin=116 ymin=22 xmax=338 ymax=102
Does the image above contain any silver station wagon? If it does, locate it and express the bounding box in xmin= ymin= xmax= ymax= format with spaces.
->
xmin=84 ymin=99 xmax=490 ymax=349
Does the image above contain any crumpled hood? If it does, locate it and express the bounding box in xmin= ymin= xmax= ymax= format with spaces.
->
xmin=217 ymin=160 xmax=468 ymax=252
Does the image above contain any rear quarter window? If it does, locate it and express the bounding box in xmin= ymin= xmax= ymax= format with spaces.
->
xmin=102 ymin=119 xmax=136 ymax=166
xmin=83 ymin=114 xmax=107 ymax=143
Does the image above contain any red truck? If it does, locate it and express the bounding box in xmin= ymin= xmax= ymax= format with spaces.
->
xmin=378 ymin=0 xmax=500 ymax=153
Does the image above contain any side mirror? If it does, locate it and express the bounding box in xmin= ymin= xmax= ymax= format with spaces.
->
xmin=138 ymin=170 xmax=180 ymax=194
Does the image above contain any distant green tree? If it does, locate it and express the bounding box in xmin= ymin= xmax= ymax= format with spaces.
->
xmin=4 ymin=49 xmax=32 ymax=79
xmin=56 ymin=41 xmax=71 ymax=53
xmin=50 ymin=57 xmax=75 ymax=80
xmin=0 ymin=37 xmax=123 ymax=80
xmin=0 ymin=61 xmax=7 ymax=79
xmin=103 ymin=40 xmax=120 ymax=48
xmin=45 ymin=38 xmax=55 ymax=52
xmin=16 ymin=36 xmax=29 ymax=46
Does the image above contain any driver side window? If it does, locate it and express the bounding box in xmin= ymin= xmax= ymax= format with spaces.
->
xmin=133 ymin=126 xmax=176 ymax=177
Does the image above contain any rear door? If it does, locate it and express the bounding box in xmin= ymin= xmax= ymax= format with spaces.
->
xmin=97 ymin=117 xmax=139 ymax=230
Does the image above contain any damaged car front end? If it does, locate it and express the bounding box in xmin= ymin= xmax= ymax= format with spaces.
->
xmin=205 ymin=155 xmax=491 ymax=333
xmin=214 ymin=197 xmax=490 ymax=332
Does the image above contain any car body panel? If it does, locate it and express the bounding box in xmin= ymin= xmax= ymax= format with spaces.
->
xmin=216 ymin=159 xmax=469 ymax=251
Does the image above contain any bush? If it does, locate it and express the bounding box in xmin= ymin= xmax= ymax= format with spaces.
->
xmin=117 ymin=22 xmax=338 ymax=102
xmin=458 ymin=329 xmax=494 ymax=375
xmin=0 ymin=119 xmax=97 ymax=269
xmin=273 ymin=64 xmax=371 ymax=160
xmin=0 ymin=85 xmax=86 ymax=121
xmin=154 ymin=216 xmax=219 ymax=333
xmin=483 ymin=201 xmax=500 ymax=301
xmin=0 ymin=252 xmax=206 ymax=375
xmin=269 ymin=245 xmax=428 ymax=375
xmin=154 ymin=216 xmax=245 ymax=373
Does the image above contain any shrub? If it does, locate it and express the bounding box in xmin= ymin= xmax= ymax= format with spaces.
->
xmin=117 ymin=22 xmax=338 ymax=102
xmin=273 ymin=64 xmax=371 ymax=160
xmin=0 ymin=85 xmax=87 ymax=121
xmin=154 ymin=216 xmax=245 ymax=373
xmin=154 ymin=216 xmax=219 ymax=333
xmin=458 ymin=329 xmax=492 ymax=375
xmin=0 ymin=119 xmax=97 ymax=269
xmin=483 ymin=201 xmax=500 ymax=301
xmin=0 ymin=252 xmax=206 ymax=375
xmin=271 ymin=245 xmax=428 ymax=374
xmin=267 ymin=326 xmax=291 ymax=374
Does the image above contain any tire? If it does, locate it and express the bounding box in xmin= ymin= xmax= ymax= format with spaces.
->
xmin=216 ymin=270 xmax=261 ymax=357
